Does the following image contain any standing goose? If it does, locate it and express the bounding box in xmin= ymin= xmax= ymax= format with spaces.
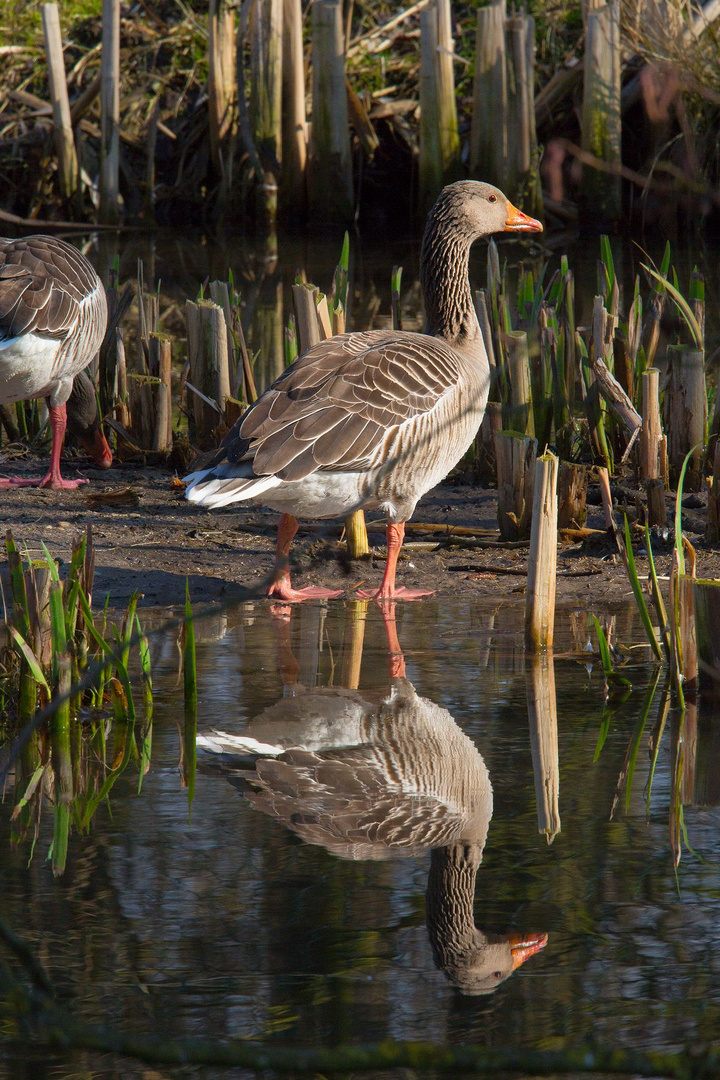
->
xmin=185 ymin=182 xmax=542 ymax=601
xmin=0 ymin=235 xmax=109 ymax=489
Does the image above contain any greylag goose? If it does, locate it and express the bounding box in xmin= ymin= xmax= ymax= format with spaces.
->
xmin=198 ymin=605 xmax=547 ymax=992
xmin=0 ymin=235 xmax=108 ymax=489
xmin=185 ymin=182 xmax=542 ymax=601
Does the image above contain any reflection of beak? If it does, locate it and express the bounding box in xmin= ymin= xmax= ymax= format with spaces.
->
xmin=79 ymin=429 xmax=113 ymax=469
xmin=509 ymin=932 xmax=548 ymax=970
xmin=505 ymin=202 xmax=543 ymax=233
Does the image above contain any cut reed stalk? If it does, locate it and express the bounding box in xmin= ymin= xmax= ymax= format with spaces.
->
xmin=309 ymin=0 xmax=353 ymax=224
xmin=148 ymin=333 xmax=172 ymax=451
xmin=418 ymin=1 xmax=443 ymax=212
xmin=470 ymin=0 xmax=506 ymax=187
xmin=208 ymin=0 xmax=237 ymax=179
xmin=526 ymin=652 xmax=560 ymax=842
xmin=664 ymin=346 xmax=706 ymax=492
xmin=435 ymin=0 xmax=460 ymax=182
xmin=525 ymin=450 xmax=559 ymax=650
xmin=505 ymin=330 xmax=534 ymax=437
xmin=706 ymin=442 xmax=720 ymax=543
xmin=280 ymin=0 xmax=307 ymax=219
xmin=557 ymin=462 xmax=588 ymax=528
xmin=249 ymin=0 xmax=281 ymax=224
xmin=494 ymin=430 xmax=537 ymax=540
xmin=99 ymin=0 xmax=120 ymax=224
xmin=41 ymin=3 xmax=79 ymax=212
xmin=580 ymin=0 xmax=621 ymax=227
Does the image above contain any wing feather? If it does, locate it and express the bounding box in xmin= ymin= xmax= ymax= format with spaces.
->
xmin=191 ymin=329 xmax=463 ymax=482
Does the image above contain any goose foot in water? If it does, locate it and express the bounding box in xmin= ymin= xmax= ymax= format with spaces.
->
xmin=266 ymin=514 xmax=344 ymax=602
xmin=0 ymin=404 xmax=89 ymax=490
xmin=356 ymin=523 xmax=434 ymax=601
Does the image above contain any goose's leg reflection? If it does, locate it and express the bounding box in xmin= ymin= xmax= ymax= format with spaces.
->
xmin=378 ymin=600 xmax=407 ymax=679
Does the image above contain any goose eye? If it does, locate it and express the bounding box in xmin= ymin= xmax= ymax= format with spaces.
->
xmin=493 ymin=971 xmax=502 ymax=979
xmin=488 ymin=194 xmax=497 ymax=203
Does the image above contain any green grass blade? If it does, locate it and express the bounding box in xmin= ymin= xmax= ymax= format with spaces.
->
xmin=9 ymin=628 xmax=51 ymax=694
xmin=640 ymin=263 xmax=702 ymax=349
xmin=622 ymin=516 xmax=662 ymax=661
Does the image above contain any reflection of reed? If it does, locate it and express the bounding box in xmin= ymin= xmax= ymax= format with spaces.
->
xmin=198 ymin=602 xmax=547 ymax=993
xmin=525 ymin=653 xmax=560 ymax=843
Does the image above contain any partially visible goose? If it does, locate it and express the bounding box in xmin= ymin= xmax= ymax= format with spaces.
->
xmin=0 ymin=235 xmax=109 ymax=489
xmin=185 ymin=182 xmax=542 ymax=601
xmin=198 ymin=607 xmax=547 ymax=993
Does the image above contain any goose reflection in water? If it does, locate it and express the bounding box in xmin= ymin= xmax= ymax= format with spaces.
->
xmin=197 ymin=603 xmax=547 ymax=995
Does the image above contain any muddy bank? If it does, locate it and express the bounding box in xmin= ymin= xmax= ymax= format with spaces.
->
xmin=1 ymin=454 xmax=718 ymax=611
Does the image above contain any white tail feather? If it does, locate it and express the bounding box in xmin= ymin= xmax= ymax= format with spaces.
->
xmin=184 ymin=469 xmax=280 ymax=508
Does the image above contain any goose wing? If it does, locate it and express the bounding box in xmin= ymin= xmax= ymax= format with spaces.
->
xmin=0 ymin=235 xmax=101 ymax=342
xmin=197 ymin=330 xmax=461 ymax=483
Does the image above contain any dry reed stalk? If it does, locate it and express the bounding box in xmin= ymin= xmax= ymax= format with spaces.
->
xmin=639 ymin=367 xmax=662 ymax=479
xmin=309 ymin=0 xmax=353 ymax=224
xmin=694 ymin=577 xmax=720 ymax=689
xmin=148 ymin=333 xmax=172 ymax=451
xmin=526 ymin=653 xmax=560 ymax=842
xmin=100 ymin=0 xmax=120 ymax=224
xmin=418 ymin=1 xmax=443 ymax=212
xmin=341 ymin=600 xmax=368 ymax=689
xmin=208 ymin=0 xmax=237 ymax=179
xmin=505 ymin=330 xmax=534 ymax=437
xmin=435 ymin=0 xmax=460 ymax=181
xmin=144 ymin=98 xmax=160 ymax=218
xmin=281 ymin=0 xmax=307 ymax=218
xmin=664 ymin=346 xmax=706 ymax=491
xmin=506 ymin=14 xmax=541 ymax=212
xmin=475 ymin=400 xmax=502 ymax=481
xmin=41 ymin=4 xmax=79 ymax=211
xmin=557 ymin=462 xmax=588 ymax=528
xmin=581 ymin=0 xmax=622 ymax=226
xmin=128 ymin=374 xmax=165 ymax=450
xmin=470 ymin=0 xmax=506 ymax=186
xmin=525 ymin=451 xmax=559 ymax=650
xmin=494 ymin=430 xmax=537 ymax=540
xmin=706 ymin=442 xmax=720 ymax=543
xmin=249 ymin=0 xmax=281 ymax=223
xmin=596 ymin=465 xmax=615 ymax=530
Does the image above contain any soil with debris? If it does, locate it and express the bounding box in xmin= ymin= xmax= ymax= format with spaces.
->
xmin=1 ymin=452 xmax=719 ymax=611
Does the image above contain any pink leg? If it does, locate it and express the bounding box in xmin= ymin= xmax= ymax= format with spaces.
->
xmin=0 ymin=404 xmax=89 ymax=490
xmin=379 ymin=600 xmax=407 ymax=679
xmin=267 ymin=513 xmax=344 ymax=602
xmin=356 ymin=522 xmax=434 ymax=601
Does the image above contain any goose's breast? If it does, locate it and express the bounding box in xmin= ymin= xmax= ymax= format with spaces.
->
xmin=0 ymin=334 xmax=61 ymax=404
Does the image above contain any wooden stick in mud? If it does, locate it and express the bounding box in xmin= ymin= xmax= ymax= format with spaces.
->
xmin=640 ymin=367 xmax=667 ymax=526
xmin=41 ymin=4 xmax=79 ymax=210
xmin=100 ymin=0 xmax=120 ymax=225
xmin=309 ymin=0 xmax=353 ymax=224
xmin=281 ymin=0 xmax=307 ymax=219
xmin=525 ymin=451 xmax=559 ymax=650
xmin=470 ymin=0 xmax=506 ymax=187
xmin=495 ymin=430 xmax=537 ymax=540
xmin=526 ymin=652 xmax=560 ymax=842
xmin=664 ymin=346 xmax=706 ymax=492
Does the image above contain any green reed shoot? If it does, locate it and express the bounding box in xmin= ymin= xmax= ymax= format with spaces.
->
xmin=391 ymin=265 xmax=403 ymax=331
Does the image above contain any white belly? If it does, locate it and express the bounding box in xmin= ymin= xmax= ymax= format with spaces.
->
xmin=0 ymin=334 xmax=61 ymax=405
xmin=263 ymin=472 xmax=367 ymax=519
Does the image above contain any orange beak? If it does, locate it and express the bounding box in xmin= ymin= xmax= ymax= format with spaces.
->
xmin=508 ymin=932 xmax=548 ymax=971
xmin=79 ymin=428 xmax=113 ymax=469
xmin=505 ymin=202 xmax=544 ymax=233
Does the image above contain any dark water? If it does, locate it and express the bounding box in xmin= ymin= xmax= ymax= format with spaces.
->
xmin=2 ymin=596 xmax=720 ymax=1078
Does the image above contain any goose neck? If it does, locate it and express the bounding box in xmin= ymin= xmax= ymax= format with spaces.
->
xmin=426 ymin=842 xmax=484 ymax=967
xmin=420 ymin=226 xmax=480 ymax=349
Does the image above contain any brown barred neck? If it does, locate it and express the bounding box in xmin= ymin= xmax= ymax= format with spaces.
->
xmin=420 ymin=210 xmax=480 ymax=348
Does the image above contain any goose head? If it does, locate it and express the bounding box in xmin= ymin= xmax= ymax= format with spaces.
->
xmin=66 ymin=370 xmax=112 ymax=468
xmin=424 ymin=181 xmax=543 ymax=244
xmin=439 ymin=930 xmax=549 ymax=996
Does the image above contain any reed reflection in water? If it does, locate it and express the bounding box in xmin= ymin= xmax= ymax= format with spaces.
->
xmin=198 ymin=600 xmax=548 ymax=994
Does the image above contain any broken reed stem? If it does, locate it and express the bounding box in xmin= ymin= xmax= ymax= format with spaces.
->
xmin=470 ymin=0 xmax=506 ymax=186
xmin=505 ymin=330 xmax=534 ymax=437
xmin=99 ymin=0 xmax=120 ymax=224
xmin=208 ymin=0 xmax=237 ymax=178
xmin=664 ymin=346 xmax=706 ymax=492
xmin=249 ymin=0 xmax=281 ymax=224
xmin=706 ymin=442 xmax=720 ymax=543
xmin=694 ymin=577 xmax=720 ymax=689
xmin=435 ymin=0 xmax=460 ymax=183
xmin=597 ymin=465 xmax=615 ymax=531
xmin=525 ymin=451 xmax=558 ymax=650
xmin=494 ymin=430 xmax=536 ymax=540
xmin=580 ymin=0 xmax=621 ymax=226
xmin=557 ymin=462 xmax=587 ymax=529
xmin=418 ymin=1 xmax=443 ymax=212
xmin=309 ymin=0 xmax=353 ymax=224
xmin=526 ymin=652 xmax=560 ymax=842
xmin=41 ymin=3 xmax=79 ymax=211
xmin=148 ymin=333 xmax=172 ymax=451
xmin=280 ymin=0 xmax=308 ymax=219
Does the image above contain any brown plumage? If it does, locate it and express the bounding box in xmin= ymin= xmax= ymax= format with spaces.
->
xmin=185 ymin=182 xmax=542 ymax=601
